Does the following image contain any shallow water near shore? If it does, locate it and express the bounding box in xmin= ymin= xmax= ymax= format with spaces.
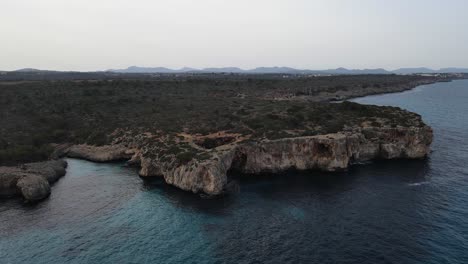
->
xmin=1 ymin=80 xmax=468 ymax=264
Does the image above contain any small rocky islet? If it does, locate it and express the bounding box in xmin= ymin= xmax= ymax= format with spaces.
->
xmin=0 ymin=74 xmax=446 ymax=201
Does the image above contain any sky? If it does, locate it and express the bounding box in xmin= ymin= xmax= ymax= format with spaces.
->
xmin=1 ymin=0 xmax=468 ymax=71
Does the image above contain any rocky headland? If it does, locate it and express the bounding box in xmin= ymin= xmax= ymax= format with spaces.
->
xmin=0 ymin=75 xmax=442 ymax=200
xmin=59 ymin=108 xmax=433 ymax=195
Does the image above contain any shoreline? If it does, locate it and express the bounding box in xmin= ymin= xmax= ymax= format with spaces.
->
xmin=326 ymin=78 xmax=456 ymax=102
xmin=59 ymin=124 xmax=433 ymax=196
xmin=344 ymin=79 xmax=448 ymax=102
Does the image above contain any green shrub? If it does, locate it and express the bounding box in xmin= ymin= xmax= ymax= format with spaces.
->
xmin=176 ymin=152 xmax=194 ymax=164
xmin=0 ymin=144 xmax=53 ymax=166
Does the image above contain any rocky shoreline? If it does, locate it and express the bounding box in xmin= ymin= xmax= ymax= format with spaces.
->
xmin=57 ymin=125 xmax=433 ymax=196
xmin=0 ymin=160 xmax=67 ymax=202
xmin=306 ymin=79 xmax=445 ymax=102
xmin=0 ymin=116 xmax=434 ymax=201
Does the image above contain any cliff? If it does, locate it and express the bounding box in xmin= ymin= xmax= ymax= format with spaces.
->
xmin=62 ymin=125 xmax=432 ymax=196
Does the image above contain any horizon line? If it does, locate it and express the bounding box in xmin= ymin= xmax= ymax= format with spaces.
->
xmin=3 ymin=66 xmax=468 ymax=73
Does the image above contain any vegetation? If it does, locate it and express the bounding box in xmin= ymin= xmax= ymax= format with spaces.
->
xmin=0 ymin=74 xmax=432 ymax=165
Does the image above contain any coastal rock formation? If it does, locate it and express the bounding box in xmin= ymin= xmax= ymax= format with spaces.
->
xmin=148 ymin=150 xmax=236 ymax=194
xmin=22 ymin=159 xmax=68 ymax=183
xmin=236 ymin=126 xmax=433 ymax=174
xmin=65 ymin=144 xmax=134 ymax=162
xmin=0 ymin=160 xmax=68 ymax=202
xmin=69 ymin=125 xmax=432 ymax=196
xmin=16 ymin=175 xmax=51 ymax=201
xmin=155 ymin=126 xmax=432 ymax=195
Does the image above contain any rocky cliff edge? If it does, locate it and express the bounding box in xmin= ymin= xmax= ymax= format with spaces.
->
xmin=62 ymin=125 xmax=432 ymax=196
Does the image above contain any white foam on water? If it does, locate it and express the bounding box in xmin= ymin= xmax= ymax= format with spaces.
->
xmin=407 ymin=181 xmax=430 ymax=187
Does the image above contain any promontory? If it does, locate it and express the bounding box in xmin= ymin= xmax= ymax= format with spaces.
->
xmin=0 ymin=73 xmax=452 ymax=200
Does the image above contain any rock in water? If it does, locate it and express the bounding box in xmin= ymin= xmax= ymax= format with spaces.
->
xmin=0 ymin=160 xmax=67 ymax=202
xmin=16 ymin=175 xmax=51 ymax=201
xmin=23 ymin=159 xmax=68 ymax=183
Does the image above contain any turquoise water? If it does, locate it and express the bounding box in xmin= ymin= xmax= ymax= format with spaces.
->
xmin=1 ymin=80 xmax=468 ymax=263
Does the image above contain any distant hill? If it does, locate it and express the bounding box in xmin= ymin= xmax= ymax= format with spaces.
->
xmin=110 ymin=66 xmax=468 ymax=75
xmin=13 ymin=68 xmax=48 ymax=73
xmin=109 ymin=66 xmax=181 ymax=73
xmin=322 ymin=68 xmax=390 ymax=75
xmin=249 ymin=67 xmax=308 ymax=74
xmin=107 ymin=66 xmax=394 ymax=75
xmin=5 ymin=66 xmax=468 ymax=75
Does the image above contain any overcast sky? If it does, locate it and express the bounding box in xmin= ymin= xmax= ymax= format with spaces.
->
xmin=1 ymin=0 xmax=467 ymax=71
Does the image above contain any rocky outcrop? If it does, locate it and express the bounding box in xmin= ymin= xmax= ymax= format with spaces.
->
xmin=22 ymin=159 xmax=68 ymax=183
xmin=129 ymin=125 xmax=433 ymax=195
xmin=238 ymin=126 xmax=432 ymax=174
xmin=0 ymin=160 xmax=67 ymax=202
xmin=136 ymin=152 xmax=232 ymax=194
xmin=55 ymin=125 xmax=432 ymax=196
xmin=64 ymin=144 xmax=134 ymax=162
xmin=16 ymin=175 xmax=51 ymax=201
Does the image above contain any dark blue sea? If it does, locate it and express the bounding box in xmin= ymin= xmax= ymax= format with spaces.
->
xmin=1 ymin=80 xmax=468 ymax=264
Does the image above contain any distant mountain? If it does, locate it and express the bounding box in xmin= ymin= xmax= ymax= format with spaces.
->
xmin=109 ymin=66 xmax=180 ymax=73
xmin=107 ymin=66 xmax=391 ymax=75
xmin=323 ymin=68 xmax=390 ymax=75
xmin=178 ymin=67 xmax=198 ymax=72
xmin=249 ymin=67 xmax=303 ymax=74
xmin=8 ymin=66 xmax=467 ymax=75
xmin=14 ymin=68 xmax=47 ymax=73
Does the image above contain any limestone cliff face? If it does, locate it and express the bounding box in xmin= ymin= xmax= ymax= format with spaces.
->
xmin=62 ymin=125 xmax=432 ymax=196
xmin=236 ymin=126 xmax=432 ymax=174
xmin=133 ymin=125 xmax=433 ymax=195
xmin=137 ymin=149 xmax=235 ymax=194
xmin=236 ymin=134 xmax=354 ymax=173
